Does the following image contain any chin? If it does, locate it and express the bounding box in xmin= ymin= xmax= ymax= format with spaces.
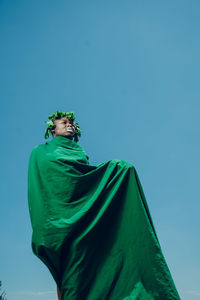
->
xmin=64 ymin=134 xmax=73 ymax=139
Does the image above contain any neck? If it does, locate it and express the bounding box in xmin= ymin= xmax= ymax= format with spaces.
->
xmin=53 ymin=135 xmax=73 ymax=140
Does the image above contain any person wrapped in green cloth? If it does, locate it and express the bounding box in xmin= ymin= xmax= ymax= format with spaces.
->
xmin=28 ymin=110 xmax=180 ymax=300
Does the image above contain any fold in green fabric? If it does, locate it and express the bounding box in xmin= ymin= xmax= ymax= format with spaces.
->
xmin=28 ymin=136 xmax=180 ymax=300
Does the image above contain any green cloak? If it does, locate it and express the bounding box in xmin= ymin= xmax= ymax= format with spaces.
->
xmin=28 ymin=136 xmax=180 ymax=300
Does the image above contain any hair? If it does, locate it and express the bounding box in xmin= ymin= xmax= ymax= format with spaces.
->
xmin=44 ymin=110 xmax=81 ymax=142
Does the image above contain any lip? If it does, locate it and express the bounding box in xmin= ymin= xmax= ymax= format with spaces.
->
xmin=66 ymin=127 xmax=75 ymax=134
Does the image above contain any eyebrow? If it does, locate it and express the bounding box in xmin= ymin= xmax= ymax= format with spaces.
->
xmin=60 ymin=119 xmax=72 ymax=122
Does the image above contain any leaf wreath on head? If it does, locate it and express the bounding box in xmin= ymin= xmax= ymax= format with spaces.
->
xmin=44 ymin=110 xmax=81 ymax=142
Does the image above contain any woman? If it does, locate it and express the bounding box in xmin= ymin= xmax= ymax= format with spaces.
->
xmin=28 ymin=110 xmax=180 ymax=300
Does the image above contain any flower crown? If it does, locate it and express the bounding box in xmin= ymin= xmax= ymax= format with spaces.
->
xmin=44 ymin=110 xmax=81 ymax=142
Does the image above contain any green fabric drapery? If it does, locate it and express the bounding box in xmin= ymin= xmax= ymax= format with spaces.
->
xmin=28 ymin=136 xmax=180 ymax=300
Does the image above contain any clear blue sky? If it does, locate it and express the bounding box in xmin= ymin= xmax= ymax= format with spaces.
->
xmin=1 ymin=1 xmax=200 ymax=299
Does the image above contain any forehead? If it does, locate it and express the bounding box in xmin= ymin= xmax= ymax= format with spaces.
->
xmin=53 ymin=116 xmax=70 ymax=123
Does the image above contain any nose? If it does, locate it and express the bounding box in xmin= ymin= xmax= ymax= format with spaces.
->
xmin=66 ymin=121 xmax=74 ymax=128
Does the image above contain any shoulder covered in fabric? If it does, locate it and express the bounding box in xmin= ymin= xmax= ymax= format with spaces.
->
xmin=30 ymin=143 xmax=44 ymax=154
xmin=28 ymin=144 xmax=46 ymax=162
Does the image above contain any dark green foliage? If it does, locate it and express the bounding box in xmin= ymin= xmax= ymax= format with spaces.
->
xmin=44 ymin=110 xmax=81 ymax=142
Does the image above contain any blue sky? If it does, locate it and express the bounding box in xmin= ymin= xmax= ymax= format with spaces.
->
xmin=0 ymin=0 xmax=200 ymax=299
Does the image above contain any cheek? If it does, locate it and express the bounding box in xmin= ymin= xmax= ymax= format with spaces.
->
xmin=55 ymin=126 xmax=61 ymax=132
xmin=57 ymin=125 xmax=65 ymax=131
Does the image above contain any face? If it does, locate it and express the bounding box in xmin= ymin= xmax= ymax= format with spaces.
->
xmin=52 ymin=117 xmax=75 ymax=139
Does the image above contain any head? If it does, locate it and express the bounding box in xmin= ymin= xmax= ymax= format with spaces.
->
xmin=51 ymin=116 xmax=75 ymax=139
xmin=44 ymin=110 xmax=81 ymax=142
